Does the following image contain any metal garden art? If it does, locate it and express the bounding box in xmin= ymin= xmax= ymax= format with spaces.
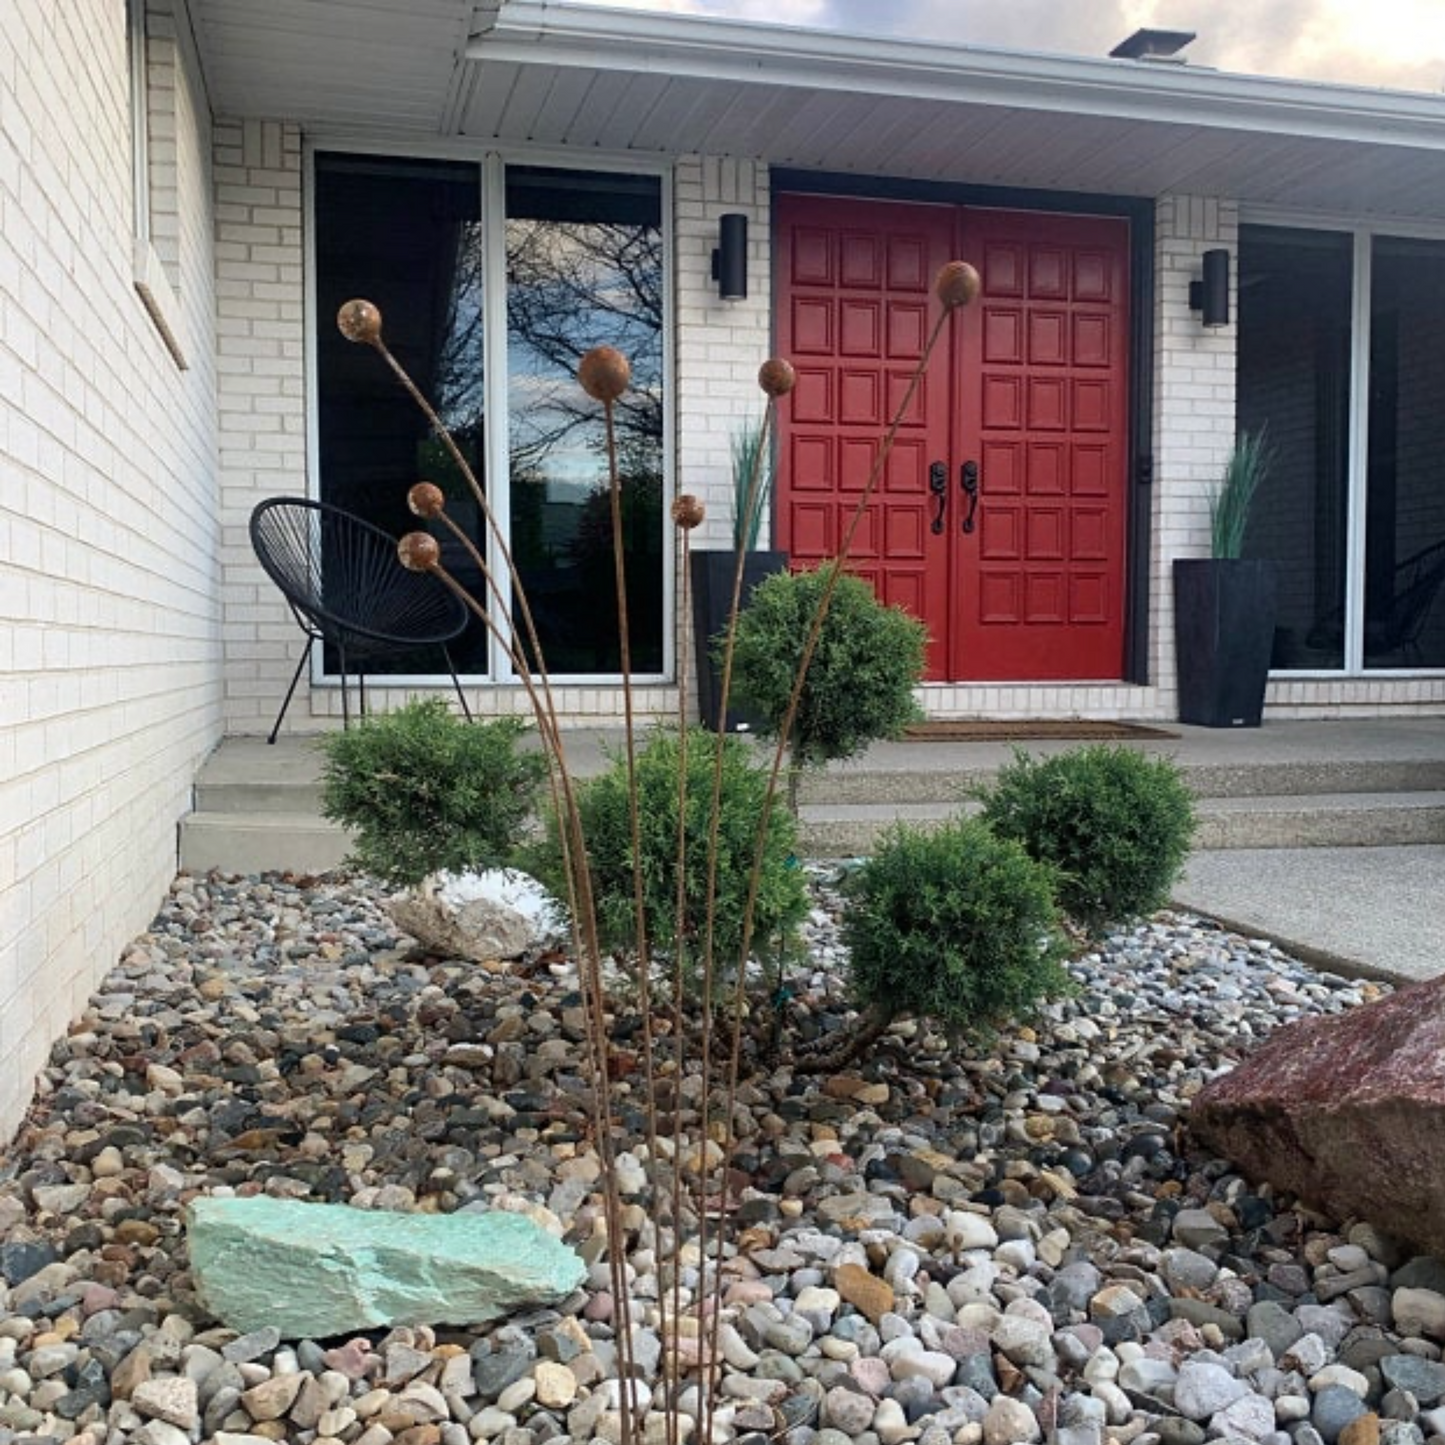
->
xmin=334 ymin=256 xmax=980 ymax=1445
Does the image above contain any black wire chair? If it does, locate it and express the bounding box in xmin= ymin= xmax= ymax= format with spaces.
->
xmin=250 ymin=497 xmax=473 ymax=744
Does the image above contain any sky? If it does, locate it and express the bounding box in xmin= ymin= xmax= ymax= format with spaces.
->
xmin=562 ymin=0 xmax=1445 ymax=93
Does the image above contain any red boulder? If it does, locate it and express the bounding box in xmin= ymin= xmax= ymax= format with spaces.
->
xmin=1191 ymin=975 xmax=1445 ymax=1256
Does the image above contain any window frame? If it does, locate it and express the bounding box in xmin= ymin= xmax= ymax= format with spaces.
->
xmin=1239 ymin=206 xmax=1445 ymax=678
xmin=303 ymin=139 xmax=676 ymax=689
xmin=126 ymin=0 xmax=188 ymax=368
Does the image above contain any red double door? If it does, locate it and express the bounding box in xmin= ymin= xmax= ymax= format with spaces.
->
xmin=775 ymin=195 xmax=1131 ymax=683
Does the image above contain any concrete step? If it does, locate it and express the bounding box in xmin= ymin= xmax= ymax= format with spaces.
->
xmin=796 ymin=791 xmax=1445 ymax=858
xmin=180 ymin=812 xmax=350 ymax=877
xmin=185 ymin=729 xmax=1445 ymax=875
xmin=194 ymin=748 xmax=1445 ymax=816
xmin=797 ymin=756 xmax=1445 ymax=806
xmin=182 ymin=790 xmax=1445 ymax=875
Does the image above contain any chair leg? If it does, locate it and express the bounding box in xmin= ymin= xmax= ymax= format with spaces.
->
xmin=337 ymin=641 xmax=351 ymax=729
xmin=442 ymin=645 xmax=472 ymax=721
xmin=269 ymin=638 xmax=312 ymax=745
xmin=359 ymin=671 xmax=368 ymax=718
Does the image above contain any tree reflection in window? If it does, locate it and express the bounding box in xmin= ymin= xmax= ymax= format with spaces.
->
xmin=505 ymin=168 xmax=665 ymax=676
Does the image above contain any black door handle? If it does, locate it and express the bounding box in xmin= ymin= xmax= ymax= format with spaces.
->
xmin=929 ymin=460 xmax=947 ymax=535
xmin=961 ymin=460 xmax=979 ymax=534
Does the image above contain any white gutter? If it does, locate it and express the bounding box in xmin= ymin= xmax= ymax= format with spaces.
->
xmin=470 ymin=0 xmax=1445 ymax=151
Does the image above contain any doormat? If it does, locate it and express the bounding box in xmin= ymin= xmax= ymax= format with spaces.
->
xmin=901 ymin=720 xmax=1179 ymax=742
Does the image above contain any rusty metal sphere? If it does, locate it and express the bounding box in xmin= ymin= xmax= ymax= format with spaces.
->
xmin=337 ymin=298 xmax=383 ymax=344
xmin=670 ymin=493 xmax=705 ymax=530
xmin=408 ymin=482 xmax=446 ymax=519
xmin=397 ymin=531 xmax=441 ymax=572
xmin=758 ymin=358 xmax=796 ymax=398
xmin=577 ymin=345 xmax=631 ymax=402
xmin=935 ymin=261 xmax=982 ymax=311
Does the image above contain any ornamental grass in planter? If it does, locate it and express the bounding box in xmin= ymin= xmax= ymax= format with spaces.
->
xmin=1175 ymin=430 xmax=1279 ymax=728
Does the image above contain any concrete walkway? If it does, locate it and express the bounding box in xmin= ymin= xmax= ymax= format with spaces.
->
xmin=1175 ymin=845 xmax=1445 ymax=987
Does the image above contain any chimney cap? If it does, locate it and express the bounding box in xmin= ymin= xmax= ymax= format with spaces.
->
xmin=1109 ymin=28 xmax=1197 ymax=61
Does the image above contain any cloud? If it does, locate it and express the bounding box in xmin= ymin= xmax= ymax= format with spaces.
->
xmin=563 ymin=0 xmax=1445 ymax=90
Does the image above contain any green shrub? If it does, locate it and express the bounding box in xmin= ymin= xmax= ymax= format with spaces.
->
xmin=526 ymin=728 xmax=808 ymax=981
xmin=974 ymin=745 xmax=1196 ymax=934
xmin=844 ymin=818 xmax=1069 ymax=1035
xmin=727 ymin=562 xmax=926 ymax=783
xmin=318 ymin=699 xmax=546 ymax=888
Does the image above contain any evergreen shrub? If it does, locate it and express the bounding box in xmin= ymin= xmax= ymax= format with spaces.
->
xmin=318 ymin=698 xmax=545 ymax=888
xmin=528 ymin=728 xmax=808 ymax=981
xmin=975 ymin=744 xmax=1196 ymax=934
xmin=844 ymin=818 xmax=1069 ymax=1034
xmin=727 ymin=562 xmax=926 ymax=783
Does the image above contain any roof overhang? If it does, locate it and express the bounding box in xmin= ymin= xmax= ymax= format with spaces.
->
xmin=190 ymin=0 xmax=1445 ymax=219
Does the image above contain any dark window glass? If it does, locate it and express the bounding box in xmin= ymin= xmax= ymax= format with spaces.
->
xmin=1237 ymin=225 xmax=1353 ymax=669
xmin=505 ymin=167 xmax=665 ymax=675
xmin=1365 ymin=238 xmax=1445 ymax=669
xmin=314 ymin=152 xmax=488 ymax=673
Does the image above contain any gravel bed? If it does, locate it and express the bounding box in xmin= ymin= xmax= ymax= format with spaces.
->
xmin=1 ymin=868 xmax=1442 ymax=1445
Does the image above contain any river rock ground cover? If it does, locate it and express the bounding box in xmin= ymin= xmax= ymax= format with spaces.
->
xmin=2 ymin=869 xmax=1443 ymax=1445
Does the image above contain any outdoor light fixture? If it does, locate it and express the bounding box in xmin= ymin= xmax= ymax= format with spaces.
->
xmin=712 ymin=213 xmax=748 ymax=300
xmin=1189 ymin=248 xmax=1230 ymax=328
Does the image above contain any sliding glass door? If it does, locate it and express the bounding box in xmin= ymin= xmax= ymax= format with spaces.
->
xmin=1237 ymin=223 xmax=1445 ymax=673
xmin=312 ymin=151 xmax=667 ymax=681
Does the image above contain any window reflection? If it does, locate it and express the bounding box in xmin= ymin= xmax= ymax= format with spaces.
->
xmin=505 ymin=167 xmax=665 ymax=676
xmin=313 ymin=156 xmax=668 ymax=681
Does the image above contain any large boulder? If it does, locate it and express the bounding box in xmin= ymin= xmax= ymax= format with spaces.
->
xmin=1191 ymin=975 xmax=1445 ymax=1256
xmin=187 ymin=1197 xmax=587 ymax=1338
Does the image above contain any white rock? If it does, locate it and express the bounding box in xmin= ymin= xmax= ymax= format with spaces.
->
xmin=983 ymin=1395 xmax=1041 ymax=1445
xmin=132 ymin=1376 xmax=200 ymax=1430
xmin=946 ymin=1211 xmax=1000 ymax=1253
xmin=1396 ymin=1288 xmax=1445 ymax=1341
xmin=1211 ymin=1392 xmax=1276 ymax=1442
xmin=873 ymin=1398 xmax=914 ymax=1445
xmin=1174 ymin=1361 xmax=1249 ymax=1420
xmin=1310 ymin=1364 xmax=1370 ymax=1398
xmin=389 ymin=869 xmax=562 ymax=964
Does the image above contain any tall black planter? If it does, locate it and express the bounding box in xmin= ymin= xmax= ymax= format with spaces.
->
xmin=690 ymin=548 xmax=788 ymax=733
xmin=1174 ymin=558 xmax=1279 ymax=728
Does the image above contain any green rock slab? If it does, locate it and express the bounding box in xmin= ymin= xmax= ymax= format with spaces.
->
xmin=186 ymin=1197 xmax=587 ymax=1339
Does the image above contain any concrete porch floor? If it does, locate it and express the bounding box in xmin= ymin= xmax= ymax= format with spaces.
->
xmin=187 ymin=715 xmax=1445 ymax=985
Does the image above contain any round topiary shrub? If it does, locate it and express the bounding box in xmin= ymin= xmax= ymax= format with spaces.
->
xmin=318 ymin=698 xmax=546 ymax=889
xmin=974 ymin=744 xmax=1196 ymax=935
xmin=727 ymin=562 xmax=926 ymax=803
xmin=843 ymin=817 xmax=1069 ymax=1040
xmin=527 ymin=727 xmax=808 ymax=985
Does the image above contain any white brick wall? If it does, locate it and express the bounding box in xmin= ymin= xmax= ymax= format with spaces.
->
xmin=212 ymin=150 xmax=1441 ymax=728
xmin=0 ymin=0 xmax=220 ymax=1142
xmin=674 ymin=156 xmax=775 ymax=551
xmin=1150 ymin=195 xmax=1240 ymax=707
xmin=213 ymin=119 xmax=309 ymax=735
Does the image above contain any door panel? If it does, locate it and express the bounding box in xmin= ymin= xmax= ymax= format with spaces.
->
xmin=775 ymin=195 xmax=1130 ymax=683
xmin=953 ymin=210 xmax=1129 ymax=680
xmin=776 ymin=197 xmax=955 ymax=675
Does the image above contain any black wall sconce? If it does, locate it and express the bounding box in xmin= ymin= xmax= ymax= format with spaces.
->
xmin=1189 ymin=248 xmax=1230 ymax=328
xmin=712 ymin=213 xmax=748 ymax=301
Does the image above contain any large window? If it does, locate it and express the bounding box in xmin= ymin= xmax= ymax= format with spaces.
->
xmin=313 ymin=151 xmax=666 ymax=680
xmin=1365 ymin=239 xmax=1445 ymax=670
xmin=1238 ymin=224 xmax=1445 ymax=672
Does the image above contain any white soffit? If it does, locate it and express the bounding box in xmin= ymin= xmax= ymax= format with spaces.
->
xmin=462 ymin=2 xmax=1445 ymax=215
xmin=190 ymin=0 xmax=1445 ymax=217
